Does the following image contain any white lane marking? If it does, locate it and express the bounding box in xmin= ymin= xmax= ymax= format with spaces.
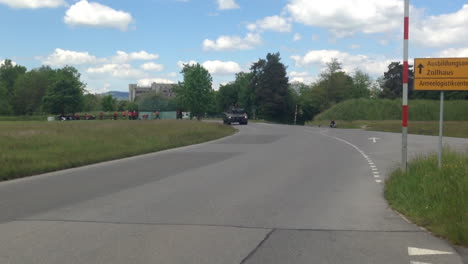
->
xmin=369 ymin=137 xmax=380 ymax=143
xmin=317 ymin=131 xmax=383 ymax=184
xmin=408 ymin=247 xmax=454 ymax=256
xmin=410 ymin=261 xmax=432 ymax=264
xmin=376 ymin=180 xmax=382 ymax=183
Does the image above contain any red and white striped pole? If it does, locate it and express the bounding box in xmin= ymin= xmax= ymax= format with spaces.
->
xmin=402 ymin=0 xmax=410 ymax=170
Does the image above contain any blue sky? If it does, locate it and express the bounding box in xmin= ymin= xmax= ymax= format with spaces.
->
xmin=1 ymin=0 xmax=467 ymax=93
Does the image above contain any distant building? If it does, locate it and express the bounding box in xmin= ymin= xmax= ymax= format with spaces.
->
xmin=129 ymin=83 xmax=176 ymax=101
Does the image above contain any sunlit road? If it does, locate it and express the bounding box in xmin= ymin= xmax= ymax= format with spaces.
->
xmin=1 ymin=123 xmax=467 ymax=263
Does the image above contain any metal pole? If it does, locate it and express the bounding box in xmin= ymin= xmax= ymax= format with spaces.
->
xmin=438 ymin=91 xmax=444 ymax=169
xmin=402 ymin=0 xmax=410 ymax=171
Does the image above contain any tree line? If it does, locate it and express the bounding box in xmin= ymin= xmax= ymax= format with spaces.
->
xmin=2 ymin=54 xmax=467 ymax=122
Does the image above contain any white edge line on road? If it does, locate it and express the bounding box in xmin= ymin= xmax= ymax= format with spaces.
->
xmin=315 ymin=130 xmax=383 ymax=184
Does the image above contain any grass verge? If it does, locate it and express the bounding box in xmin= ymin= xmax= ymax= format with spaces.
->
xmin=384 ymin=150 xmax=468 ymax=246
xmin=307 ymin=120 xmax=468 ymax=138
xmin=0 ymin=120 xmax=236 ymax=181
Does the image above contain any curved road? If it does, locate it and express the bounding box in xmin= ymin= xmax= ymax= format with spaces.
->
xmin=1 ymin=123 xmax=467 ymax=263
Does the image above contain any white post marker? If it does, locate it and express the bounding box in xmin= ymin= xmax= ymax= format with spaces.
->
xmin=402 ymin=0 xmax=410 ymax=171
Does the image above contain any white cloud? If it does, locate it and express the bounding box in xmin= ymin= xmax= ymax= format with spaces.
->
xmin=289 ymin=71 xmax=316 ymax=84
xmin=0 ymin=0 xmax=66 ymax=8
xmin=64 ymin=0 xmax=133 ymax=31
xmin=203 ymin=33 xmax=262 ymax=51
xmin=177 ymin=60 xmax=198 ymax=68
xmin=247 ymin=15 xmax=292 ymax=33
xmin=293 ymin=33 xmax=302 ymax=41
xmin=137 ymin=78 xmax=175 ymax=86
xmin=43 ymin=48 xmax=100 ymax=66
xmin=217 ymin=0 xmax=239 ymax=10
xmin=112 ymin=51 xmax=159 ymax=63
xmin=311 ymin=34 xmax=320 ymax=41
xmin=177 ymin=60 xmax=241 ymax=75
xmin=438 ymin=48 xmax=468 ymax=58
xmin=87 ymin=64 xmax=145 ymax=79
xmin=140 ymin=62 xmax=164 ymax=71
xmin=87 ymin=83 xmax=111 ymax=94
xmin=167 ymin=72 xmax=177 ymax=78
xmin=202 ymin=60 xmax=241 ymax=75
xmin=291 ymin=49 xmax=395 ymax=76
xmin=413 ymin=4 xmax=468 ymax=48
xmin=286 ymin=0 xmax=403 ymax=37
xmin=350 ymin=44 xmax=360 ymax=49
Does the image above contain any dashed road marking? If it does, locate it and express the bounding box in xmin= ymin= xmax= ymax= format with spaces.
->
xmin=317 ymin=131 xmax=383 ymax=185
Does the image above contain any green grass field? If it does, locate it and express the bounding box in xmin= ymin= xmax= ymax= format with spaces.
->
xmin=0 ymin=120 xmax=235 ymax=181
xmin=308 ymin=120 xmax=468 ymax=138
xmin=385 ymin=150 xmax=468 ymax=246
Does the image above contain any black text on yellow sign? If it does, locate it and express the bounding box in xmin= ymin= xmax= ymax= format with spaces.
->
xmin=414 ymin=58 xmax=468 ymax=91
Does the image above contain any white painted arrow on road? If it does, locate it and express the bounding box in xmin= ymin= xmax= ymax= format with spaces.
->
xmin=408 ymin=247 xmax=454 ymax=256
xmin=368 ymin=137 xmax=380 ymax=143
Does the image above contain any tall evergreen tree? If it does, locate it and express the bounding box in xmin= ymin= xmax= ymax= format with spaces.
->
xmin=253 ymin=53 xmax=290 ymax=122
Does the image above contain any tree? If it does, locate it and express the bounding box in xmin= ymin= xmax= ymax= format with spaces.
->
xmin=175 ymin=63 xmax=213 ymax=120
xmin=117 ymin=100 xmax=129 ymax=111
xmin=12 ymin=66 xmax=54 ymax=115
xmin=217 ymin=82 xmax=240 ymax=112
xmin=252 ymin=53 xmax=291 ymax=122
xmin=350 ymin=70 xmax=371 ymax=99
xmin=82 ymin=93 xmax=101 ymax=112
xmin=318 ymin=59 xmax=354 ymax=106
xmin=42 ymin=66 xmax=85 ymax=114
xmin=101 ymin=94 xmax=117 ymax=111
xmin=0 ymin=81 xmax=13 ymax=115
xmin=380 ymin=62 xmax=414 ymax=99
xmin=235 ymin=72 xmax=254 ymax=116
xmin=0 ymin=59 xmax=27 ymax=102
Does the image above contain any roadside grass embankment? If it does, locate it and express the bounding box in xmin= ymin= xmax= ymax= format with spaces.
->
xmin=308 ymin=120 xmax=468 ymax=138
xmin=384 ymin=150 xmax=468 ymax=247
xmin=307 ymin=99 xmax=468 ymax=138
xmin=0 ymin=120 xmax=236 ymax=181
xmin=313 ymin=99 xmax=468 ymax=122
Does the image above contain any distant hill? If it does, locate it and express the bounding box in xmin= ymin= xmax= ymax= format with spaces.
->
xmin=101 ymin=91 xmax=129 ymax=100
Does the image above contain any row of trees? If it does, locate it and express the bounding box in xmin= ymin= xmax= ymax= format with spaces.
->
xmin=3 ymin=54 xmax=467 ymax=121
xmin=0 ymin=60 xmax=86 ymax=115
xmin=213 ymin=56 xmax=468 ymax=124
xmin=0 ymin=60 xmax=141 ymax=115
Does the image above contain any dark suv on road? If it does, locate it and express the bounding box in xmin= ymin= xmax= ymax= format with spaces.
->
xmin=223 ymin=107 xmax=248 ymax=125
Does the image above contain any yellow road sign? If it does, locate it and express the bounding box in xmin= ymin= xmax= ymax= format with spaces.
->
xmin=414 ymin=58 xmax=468 ymax=90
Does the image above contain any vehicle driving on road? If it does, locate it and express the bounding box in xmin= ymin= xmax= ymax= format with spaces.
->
xmin=223 ymin=107 xmax=248 ymax=125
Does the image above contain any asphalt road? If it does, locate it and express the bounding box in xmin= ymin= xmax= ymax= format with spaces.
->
xmin=1 ymin=123 xmax=467 ymax=264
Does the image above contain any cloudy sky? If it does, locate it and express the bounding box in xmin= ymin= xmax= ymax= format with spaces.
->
xmin=1 ymin=0 xmax=467 ymax=93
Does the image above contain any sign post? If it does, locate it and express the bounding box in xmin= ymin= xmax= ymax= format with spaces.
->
xmin=414 ymin=57 xmax=468 ymax=168
xmin=402 ymin=0 xmax=410 ymax=171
